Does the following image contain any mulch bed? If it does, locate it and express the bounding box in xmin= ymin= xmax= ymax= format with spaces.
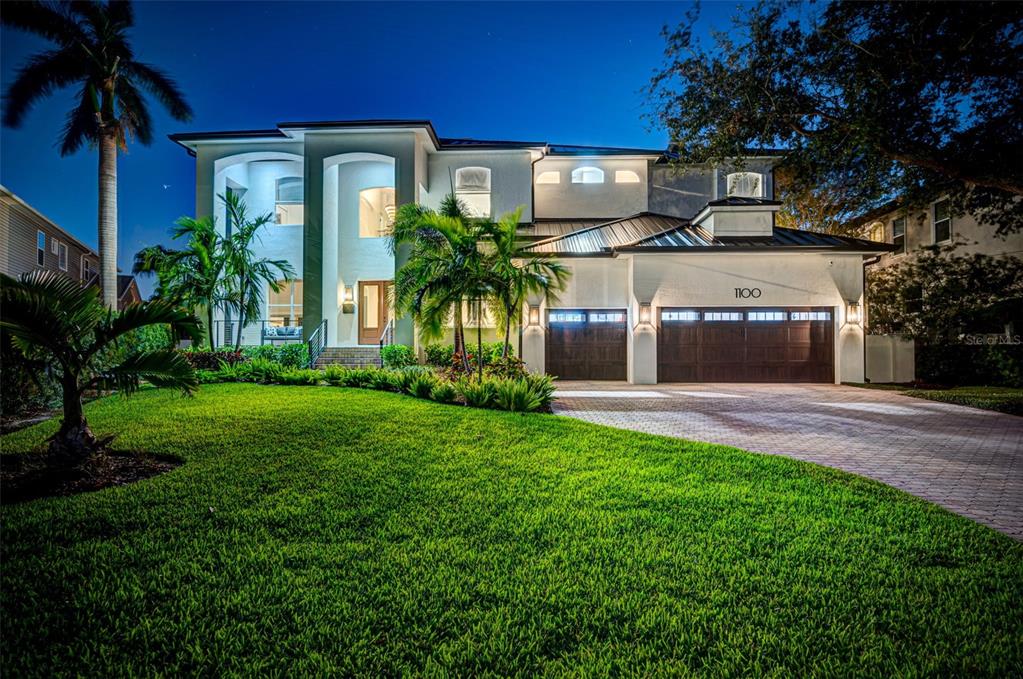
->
xmin=1 ymin=451 xmax=181 ymax=504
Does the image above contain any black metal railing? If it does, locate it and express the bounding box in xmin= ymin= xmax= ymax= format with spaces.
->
xmin=307 ymin=319 xmax=328 ymax=368
xmin=378 ymin=318 xmax=395 ymax=349
xmin=209 ymin=319 xmax=305 ymax=349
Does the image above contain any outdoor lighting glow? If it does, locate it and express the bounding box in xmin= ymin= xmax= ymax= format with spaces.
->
xmin=528 ymin=306 xmax=541 ymax=326
xmin=639 ymin=302 xmax=652 ymax=325
xmin=847 ymin=301 xmax=861 ymax=325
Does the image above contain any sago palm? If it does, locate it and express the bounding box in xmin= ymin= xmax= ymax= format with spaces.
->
xmin=0 ymin=271 xmax=201 ymax=462
xmin=222 ymin=192 xmax=295 ymax=350
xmin=2 ymin=0 xmax=192 ymax=308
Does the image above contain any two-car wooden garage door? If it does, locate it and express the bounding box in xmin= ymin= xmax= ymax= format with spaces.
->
xmin=545 ymin=307 xmax=834 ymax=382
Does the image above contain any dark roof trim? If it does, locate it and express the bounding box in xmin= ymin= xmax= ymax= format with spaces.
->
xmin=706 ymin=197 xmax=782 ymax=207
xmin=619 ymin=244 xmax=896 ymax=254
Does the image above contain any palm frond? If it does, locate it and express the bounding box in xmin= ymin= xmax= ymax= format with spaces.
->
xmin=0 ymin=1 xmax=88 ymax=47
xmin=90 ymin=300 xmax=202 ymax=358
xmin=122 ymin=60 xmax=193 ymax=122
xmin=90 ymin=349 xmax=197 ymax=396
xmin=2 ymin=47 xmax=87 ymax=129
xmin=0 ymin=271 xmax=103 ymax=360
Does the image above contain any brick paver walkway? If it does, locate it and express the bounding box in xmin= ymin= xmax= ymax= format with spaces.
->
xmin=553 ymin=383 xmax=1023 ymax=539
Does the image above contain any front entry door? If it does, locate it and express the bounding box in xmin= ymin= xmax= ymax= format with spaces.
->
xmin=359 ymin=281 xmax=390 ymax=345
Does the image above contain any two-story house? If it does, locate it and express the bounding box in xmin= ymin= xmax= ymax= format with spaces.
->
xmin=0 ymin=185 xmax=141 ymax=309
xmin=170 ymin=120 xmax=891 ymax=384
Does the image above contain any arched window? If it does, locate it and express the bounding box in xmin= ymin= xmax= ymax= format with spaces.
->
xmin=455 ymin=166 xmax=491 ymax=217
xmin=571 ymin=166 xmax=604 ymax=184
xmin=725 ymin=172 xmax=763 ymax=198
xmin=359 ymin=187 xmax=396 ymax=238
xmin=535 ymin=170 xmax=560 ymax=185
xmin=275 ymin=177 xmax=304 ymax=225
xmin=614 ymin=170 xmax=641 ymax=184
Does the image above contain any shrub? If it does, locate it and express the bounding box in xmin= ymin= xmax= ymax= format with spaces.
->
xmin=522 ymin=374 xmax=557 ymax=409
xmin=1 ymin=333 xmax=60 ymax=416
xmin=424 ymin=344 xmax=455 ymax=367
xmin=248 ymin=358 xmax=285 ymax=384
xmin=182 ymin=349 xmax=245 ymax=370
xmin=494 ymin=378 xmax=543 ymax=413
xmin=381 ymin=344 xmax=417 ymax=369
xmin=425 ymin=342 xmax=510 ymax=368
xmin=457 ymin=378 xmax=497 ymax=409
xmin=195 ymin=369 xmax=221 ymax=384
xmin=430 ymin=381 xmax=458 ymax=404
xmin=241 ymin=343 xmax=309 ymax=368
xmin=277 ymin=368 xmax=322 ymax=386
xmin=369 ymin=369 xmax=400 ymax=392
xmin=408 ymin=373 xmax=439 ymax=399
xmin=323 ymin=365 xmax=347 ymax=386
xmin=487 ymin=355 xmax=527 ymax=380
xmin=214 ymin=360 xmax=252 ymax=382
xmin=340 ymin=368 xmax=377 ymax=388
xmin=126 ymin=324 xmax=175 ymax=353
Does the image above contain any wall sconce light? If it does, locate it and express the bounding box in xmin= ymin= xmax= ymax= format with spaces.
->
xmin=638 ymin=302 xmax=652 ymax=326
xmin=846 ymin=301 xmax=861 ymax=325
xmin=527 ymin=305 xmax=541 ymax=326
xmin=342 ymin=285 xmax=355 ymax=314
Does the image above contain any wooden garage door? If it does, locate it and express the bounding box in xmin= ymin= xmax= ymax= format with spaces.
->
xmin=546 ymin=309 xmax=627 ymax=380
xmin=658 ymin=307 xmax=834 ymax=383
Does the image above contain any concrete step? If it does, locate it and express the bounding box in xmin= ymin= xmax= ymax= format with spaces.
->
xmin=314 ymin=346 xmax=382 ymax=369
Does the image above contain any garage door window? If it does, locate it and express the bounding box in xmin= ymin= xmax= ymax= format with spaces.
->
xmin=704 ymin=311 xmax=743 ymax=321
xmin=748 ymin=311 xmax=786 ymax=322
xmin=662 ymin=310 xmax=700 ymax=322
xmin=790 ymin=311 xmax=832 ymax=321
xmin=549 ymin=311 xmax=586 ymax=324
xmin=589 ymin=311 xmax=625 ymax=323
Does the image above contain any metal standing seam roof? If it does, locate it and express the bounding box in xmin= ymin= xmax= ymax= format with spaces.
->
xmin=516 ymin=219 xmax=612 ymax=239
xmin=521 ymin=212 xmax=896 ymax=256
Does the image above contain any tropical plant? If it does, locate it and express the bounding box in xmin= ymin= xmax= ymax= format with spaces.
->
xmin=430 ymin=381 xmax=458 ymax=404
xmin=457 ymin=377 xmax=497 ymax=409
xmin=222 ymin=192 xmax=295 ymax=350
xmin=277 ymin=369 xmax=321 ymax=386
xmin=2 ymin=0 xmax=193 ymax=308
xmin=408 ymin=373 xmax=439 ymax=399
xmin=380 ymin=344 xmax=416 ymax=369
xmin=0 ymin=271 xmax=200 ymax=461
xmin=240 ymin=343 xmax=308 ymax=368
xmin=493 ymin=378 xmax=544 ymax=413
xmin=483 ymin=208 xmax=569 ymax=357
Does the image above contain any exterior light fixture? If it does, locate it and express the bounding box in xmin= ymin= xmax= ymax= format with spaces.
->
xmin=639 ymin=302 xmax=652 ymax=326
xmin=342 ymin=285 xmax=355 ymax=314
xmin=528 ymin=305 xmax=541 ymax=326
xmin=846 ymin=301 xmax=861 ymax=325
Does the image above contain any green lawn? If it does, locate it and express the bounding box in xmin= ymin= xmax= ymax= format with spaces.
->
xmin=2 ymin=384 xmax=1021 ymax=676
xmin=847 ymin=383 xmax=1023 ymax=415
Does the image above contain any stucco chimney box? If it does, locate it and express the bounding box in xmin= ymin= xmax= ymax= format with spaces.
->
xmin=692 ymin=200 xmax=780 ymax=238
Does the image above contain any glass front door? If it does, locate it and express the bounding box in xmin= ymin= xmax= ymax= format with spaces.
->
xmin=358 ymin=280 xmax=390 ymax=345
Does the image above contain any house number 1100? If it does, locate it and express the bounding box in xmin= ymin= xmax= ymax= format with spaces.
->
xmin=734 ymin=287 xmax=762 ymax=299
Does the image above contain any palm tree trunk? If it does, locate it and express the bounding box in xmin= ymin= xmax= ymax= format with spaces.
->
xmin=97 ymin=129 xmax=119 ymax=309
xmin=207 ymin=305 xmax=216 ymax=351
xmin=454 ymin=302 xmax=470 ymax=374
xmin=234 ymin=290 xmax=245 ymax=352
xmin=476 ymin=299 xmax=483 ymax=381
xmin=502 ymin=299 xmax=513 ymax=358
xmin=48 ymin=372 xmax=97 ymax=463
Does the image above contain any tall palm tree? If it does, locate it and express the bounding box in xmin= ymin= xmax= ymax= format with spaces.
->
xmin=134 ymin=215 xmax=227 ymax=350
xmin=483 ymin=209 xmax=570 ymax=358
xmin=0 ymin=271 xmax=200 ymax=462
xmin=222 ymin=193 xmax=295 ymax=350
xmin=2 ymin=1 xmax=193 ymax=308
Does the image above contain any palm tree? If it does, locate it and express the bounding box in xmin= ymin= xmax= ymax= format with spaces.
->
xmin=222 ymin=193 xmax=296 ymax=350
xmin=483 ymin=209 xmax=570 ymax=358
xmin=0 ymin=271 xmax=201 ymax=462
xmin=134 ymin=215 xmax=227 ymax=350
xmin=2 ymin=1 xmax=193 ymax=309
xmin=391 ymin=195 xmax=484 ymax=373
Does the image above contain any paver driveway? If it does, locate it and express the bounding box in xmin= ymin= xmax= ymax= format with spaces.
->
xmin=553 ymin=382 xmax=1023 ymax=539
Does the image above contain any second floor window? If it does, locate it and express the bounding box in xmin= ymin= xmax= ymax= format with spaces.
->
xmin=614 ymin=170 xmax=641 ymax=184
xmin=726 ymin=172 xmax=764 ymax=198
xmin=36 ymin=231 xmax=45 ymax=266
xmin=892 ymin=217 xmax=906 ymax=254
xmin=81 ymin=255 xmax=96 ymax=282
xmin=571 ymin=166 xmax=604 ymax=184
xmin=359 ymin=187 xmax=396 ymax=238
xmin=933 ymin=199 xmax=951 ymax=243
xmin=455 ymin=167 xmax=491 ymax=217
xmin=275 ymin=177 xmax=304 ymax=225
xmin=57 ymin=242 xmax=68 ymax=271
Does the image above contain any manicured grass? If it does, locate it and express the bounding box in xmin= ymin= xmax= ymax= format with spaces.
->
xmin=847 ymin=382 xmax=1023 ymax=415
xmin=2 ymin=384 xmax=1021 ymax=676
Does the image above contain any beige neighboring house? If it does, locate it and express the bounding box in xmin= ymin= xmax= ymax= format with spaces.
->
xmin=0 ymin=184 xmax=141 ymax=309
xmin=859 ymin=197 xmax=1023 ymax=266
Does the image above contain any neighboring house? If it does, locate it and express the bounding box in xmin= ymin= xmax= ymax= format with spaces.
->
xmin=170 ymin=120 xmax=891 ymax=384
xmin=0 ymin=185 xmax=140 ymax=310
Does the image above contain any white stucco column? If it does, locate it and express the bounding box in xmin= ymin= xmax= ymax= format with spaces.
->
xmin=521 ymin=298 xmax=545 ymax=375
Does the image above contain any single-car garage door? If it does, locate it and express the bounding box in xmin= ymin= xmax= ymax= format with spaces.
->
xmin=658 ymin=307 xmax=834 ymax=383
xmin=546 ymin=309 xmax=627 ymax=380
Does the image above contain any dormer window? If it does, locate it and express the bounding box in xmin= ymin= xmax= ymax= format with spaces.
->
xmin=455 ymin=166 xmax=491 ymax=217
xmin=535 ymin=170 xmax=560 ymax=185
xmin=726 ymin=172 xmax=763 ymax=198
xmin=275 ymin=177 xmax=304 ymax=225
xmin=614 ymin=170 xmax=641 ymax=184
xmin=571 ymin=166 xmax=604 ymax=184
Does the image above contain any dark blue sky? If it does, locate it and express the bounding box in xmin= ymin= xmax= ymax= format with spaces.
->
xmin=1 ymin=1 xmax=740 ymax=296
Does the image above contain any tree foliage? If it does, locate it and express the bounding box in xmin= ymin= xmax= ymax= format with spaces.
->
xmin=648 ymin=1 xmax=1023 ymax=234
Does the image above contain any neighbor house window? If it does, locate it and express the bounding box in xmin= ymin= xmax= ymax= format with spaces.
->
xmin=535 ymin=170 xmax=560 ymax=185
xmin=614 ymin=170 xmax=641 ymax=184
xmin=725 ymin=172 xmax=764 ymax=198
xmin=571 ymin=166 xmax=604 ymax=184
xmin=704 ymin=311 xmax=743 ymax=321
xmin=359 ymin=187 xmax=396 ymax=238
xmin=57 ymin=242 xmax=68 ymax=271
xmin=933 ymin=199 xmax=952 ymax=243
xmin=36 ymin=231 xmax=45 ymax=266
xmin=588 ymin=311 xmax=625 ymax=323
xmin=455 ymin=167 xmax=491 ymax=217
xmin=747 ymin=311 xmax=785 ymax=321
xmin=661 ymin=310 xmax=700 ymax=322
xmin=790 ymin=311 xmax=832 ymax=321
xmin=892 ymin=216 xmax=906 ymax=254
xmin=268 ymin=279 xmax=303 ymax=327
xmin=275 ymin=177 xmax=304 ymax=225
xmin=81 ymin=255 xmax=96 ymax=282
xmin=548 ymin=311 xmax=586 ymax=324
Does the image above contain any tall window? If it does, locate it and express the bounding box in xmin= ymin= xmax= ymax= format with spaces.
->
xmin=892 ymin=216 xmax=906 ymax=254
xmin=81 ymin=255 xmax=96 ymax=282
xmin=268 ymin=279 xmax=303 ymax=327
xmin=933 ymin=199 xmax=951 ymax=243
xmin=57 ymin=242 xmax=68 ymax=271
xmin=275 ymin=177 xmax=304 ymax=225
xmin=36 ymin=230 xmax=45 ymax=266
xmin=571 ymin=166 xmax=604 ymax=184
xmin=359 ymin=187 xmax=396 ymax=238
xmin=455 ymin=167 xmax=491 ymax=217
xmin=725 ymin=172 xmax=763 ymax=198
